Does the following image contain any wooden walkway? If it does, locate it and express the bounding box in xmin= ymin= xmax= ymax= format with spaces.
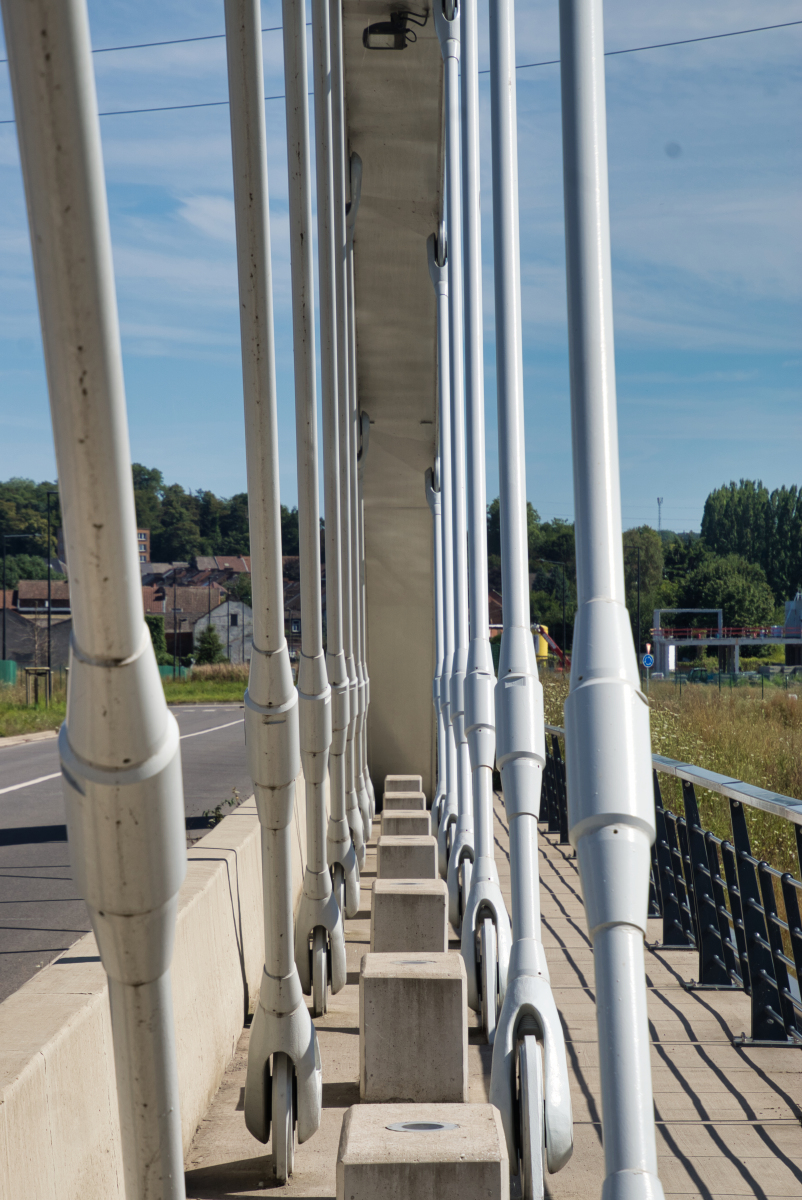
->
xmin=184 ymin=796 xmax=802 ymax=1198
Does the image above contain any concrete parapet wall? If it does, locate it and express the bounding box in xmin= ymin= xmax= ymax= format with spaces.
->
xmin=0 ymin=783 xmax=308 ymax=1199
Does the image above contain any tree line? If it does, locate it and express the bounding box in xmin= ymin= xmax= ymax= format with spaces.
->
xmin=3 ymin=472 xmax=798 ymax=655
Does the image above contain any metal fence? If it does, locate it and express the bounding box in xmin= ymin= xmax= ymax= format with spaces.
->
xmin=543 ymin=724 xmax=802 ymax=1048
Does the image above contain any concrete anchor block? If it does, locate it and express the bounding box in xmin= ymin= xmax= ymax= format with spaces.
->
xmin=359 ymin=952 xmax=468 ymax=1102
xmin=371 ymin=879 xmax=448 ymax=952
xmin=383 ymin=791 xmax=426 ymax=811
xmin=382 ymin=809 xmax=431 ymax=837
xmin=377 ymin=835 xmax=437 ymax=880
xmin=336 ymin=1103 xmax=510 ymax=1199
xmin=384 ymin=774 xmax=423 ymax=793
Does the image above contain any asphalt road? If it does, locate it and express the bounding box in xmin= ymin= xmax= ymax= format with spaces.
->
xmin=0 ymin=705 xmax=251 ymax=1003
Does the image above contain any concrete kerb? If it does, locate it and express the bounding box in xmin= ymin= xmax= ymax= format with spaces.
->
xmin=0 ymin=783 xmax=308 ymax=1200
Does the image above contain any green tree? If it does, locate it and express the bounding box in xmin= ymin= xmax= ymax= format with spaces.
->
xmin=0 ymin=554 xmax=66 ymax=590
xmin=145 ymin=614 xmax=172 ymax=665
xmin=678 ymin=554 xmax=777 ymax=630
xmin=220 ymin=492 xmax=250 ymax=555
xmin=152 ymin=484 xmax=201 ymax=562
xmin=701 ymin=480 xmax=802 ymax=600
xmin=132 ymin=464 xmax=164 ymax=541
xmin=0 ymin=477 xmax=62 ymax=558
xmin=231 ymin=574 xmax=252 ymax=607
xmin=196 ymin=623 xmax=226 ymax=664
xmin=281 ymin=505 xmax=300 ymax=556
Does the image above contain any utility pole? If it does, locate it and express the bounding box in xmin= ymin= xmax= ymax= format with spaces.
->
xmin=47 ymin=490 xmax=58 ymax=678
xmin=637 ymin=545 xmax=641 ymax=683
xmin=2 ymin=533 xmax=31 ymax=663
xmin=173 ymin=578 xmax=178 ymax=679
xmin=657 ymin=497 xmax=663 ymax=532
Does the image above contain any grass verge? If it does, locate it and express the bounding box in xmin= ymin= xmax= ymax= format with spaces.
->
xmin=542 ymin=671 xmax=802 ymax=876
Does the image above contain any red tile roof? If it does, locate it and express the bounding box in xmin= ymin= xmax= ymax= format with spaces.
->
xmin=17 ymin=580 xmax=70 ymax=600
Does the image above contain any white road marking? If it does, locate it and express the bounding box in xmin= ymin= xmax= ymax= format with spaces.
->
xmin=179 ymin=718 xmax=244 ymax=740
xmin=0 ymin=773 xmax=61 ymax=796
xmin=0 ymin=720 xmax=243 ymax=795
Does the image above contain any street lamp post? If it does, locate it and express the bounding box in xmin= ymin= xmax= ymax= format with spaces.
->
xmin=2 ymin=533 xmax=32 ymax=663
xmin=46 ymin=490 xmax=59 ymax=678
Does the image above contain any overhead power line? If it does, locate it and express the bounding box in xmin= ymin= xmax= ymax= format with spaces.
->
xmin=0 ymin=25 xmax=286 ymax=64
xmin=0 ymin=19 xmax=799 ymax=124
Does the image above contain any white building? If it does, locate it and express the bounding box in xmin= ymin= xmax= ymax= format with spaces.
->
xmin=193 ymin=598 xmax=253 ymax=665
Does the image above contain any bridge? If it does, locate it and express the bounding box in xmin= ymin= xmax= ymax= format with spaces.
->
xmin=0 ymin=2 xmax=799 ymax=1199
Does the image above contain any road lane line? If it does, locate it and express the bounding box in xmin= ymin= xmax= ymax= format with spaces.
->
xmin=0 ymin=720 xmax=243 ymax=794
xmin=0 ymin=773 xmax=61 ymax=796
xmin=179 ymin=718 xmax=244 ymax=740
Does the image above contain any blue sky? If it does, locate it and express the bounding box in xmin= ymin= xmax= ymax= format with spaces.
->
xmin=0 ymin=1 xmax=799 ymax=533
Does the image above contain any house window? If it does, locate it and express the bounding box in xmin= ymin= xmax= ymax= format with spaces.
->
xmin=230 ymin=613 xmax=238 ymax=627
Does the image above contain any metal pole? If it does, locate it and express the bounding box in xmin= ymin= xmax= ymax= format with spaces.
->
xmin=458 ymin=0 xmax=511 ymax=1036
xmin=426 ymin=462 xmax=448 ymax=828
xmin=435 ymin=0 xmax=473 ymax=929
xmin=562 ymin=563 xmax=567 ymax=659
xmin=428 ymin=229 xmax=458 ymax=880
xmin=637 ymin=545 xmax=641 ymax=683
xmin=334 ymin=145 xmax=362 ymax=872
xmin=2 ymin=3 xmax=186 ymax=1195
xmin=47 ymin=492 xmax=52 ymax=672
xmin=348 ymin=161 xmax=375 ymax=826
xmin=559 ymin=2 xmax=663 ymax=1197
xmin=290 ymin=0 xmax=348 ymax=1016
xmin=174 ymin=579 xmax=178 ymax=677
xmin=3 ymin=533 xmax=31 ymax=663
xmin=487 ymin=0 xmax=573 ymax=1188
xmin=225 ymin=0 xmax=321 ymax=1165
xmin=320 ymin=0 xmax=358 ymax=921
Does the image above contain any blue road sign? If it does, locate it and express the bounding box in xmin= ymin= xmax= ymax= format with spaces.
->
xmin=642 ymin=653 xmax=654 ymax=669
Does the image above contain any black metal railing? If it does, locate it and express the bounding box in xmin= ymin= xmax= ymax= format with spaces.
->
xmin=542 ymin=723 xmax=802 ymax=1048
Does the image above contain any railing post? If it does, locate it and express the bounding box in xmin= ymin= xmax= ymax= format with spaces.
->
xmin=729 ymin=799 xmax=791 ymax=1044
xmin=681 ymin=782 xmax=738 ymax=988
xmin=651 ymin=774 xmax=695 ymax=949
xmin=720 ymin=839 xmax=751 ymax=992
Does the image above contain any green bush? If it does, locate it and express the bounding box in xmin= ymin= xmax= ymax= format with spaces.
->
xmin=145 ymin=614 xmax=172 ymax=665
xmin=195 ymin=624 xmax=226 ymax=665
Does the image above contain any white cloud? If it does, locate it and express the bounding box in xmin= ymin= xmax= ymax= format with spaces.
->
xmin=176 ymin=193 xmax=236 ymax=241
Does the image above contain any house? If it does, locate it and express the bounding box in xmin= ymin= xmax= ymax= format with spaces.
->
xmin=161 ymin=585 xmax=227 ymax=658
xmin=14 ymin=580 xmax=71 ymax=615
xmin=1 ymin=607 xmax=72 ymax=668
xmin=488 ymin=589 xmax=503 ymax=630
xmin=194 ymin=598 xmax=254 ymax=665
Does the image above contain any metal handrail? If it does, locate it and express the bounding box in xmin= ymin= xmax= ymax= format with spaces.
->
xmin=543 ymin=722 xmax=802 ymax=1048
xmin=545 ymin=724 xmax=802 ymax=828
